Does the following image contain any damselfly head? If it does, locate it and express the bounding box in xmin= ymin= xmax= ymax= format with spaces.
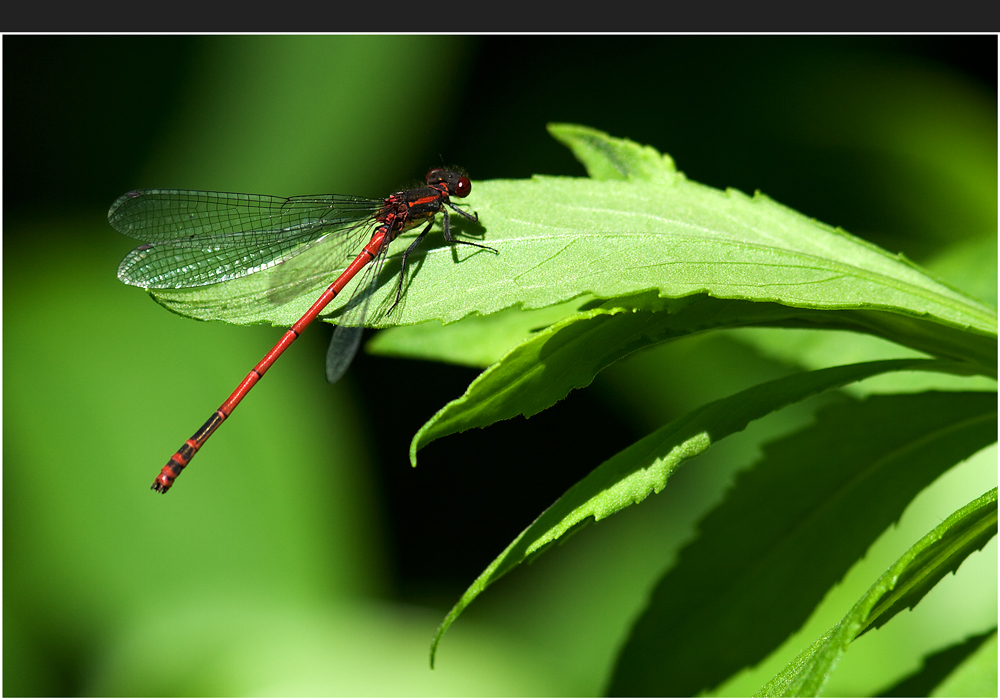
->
xmin=425 ymin=169 xmax=472 ymax=199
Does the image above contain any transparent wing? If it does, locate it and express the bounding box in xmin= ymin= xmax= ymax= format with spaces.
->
xmin=324 ymin=235 xmax=396 ymax=384
xmin=110 ymin=189 xmax=382 ymax=289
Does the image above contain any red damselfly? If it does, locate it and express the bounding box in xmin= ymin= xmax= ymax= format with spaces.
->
xmin=110 ymin=168 xmax=494 ymax=494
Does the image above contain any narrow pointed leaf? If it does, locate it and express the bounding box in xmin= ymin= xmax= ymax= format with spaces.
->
xmin=410 ymin=294 xmax=993 ymax=463
xmin=547 ymin=122 xmax=679 ymax=182
xmin=608 ymin=391 xmax=998 ymax=697
xmin=756 ymin=488 xmax=998 ymax=697
xmin=428 ymin=358 xmax=967 ymax=666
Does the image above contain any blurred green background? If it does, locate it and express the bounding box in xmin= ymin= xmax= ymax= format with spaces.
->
xmin=3 ymin=36 xmax=996 ymax=696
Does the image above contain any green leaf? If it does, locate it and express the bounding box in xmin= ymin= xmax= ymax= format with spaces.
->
xmin=428 ymin=358 xmax=971 ymax=667
xmin=876 ymin=627 xmax=997 ymax=697
xmin=755 ymin=487 xmax=998 ymax=698
xmin=727 ymin=231 xmax=999 ymax=380
xmin=144 ymin=126 xmax=995 ymax=378
xmin=606 ymin=391 xmax=998 ymax=697
xmin=409 ymin=295 xmax=993 ymax=464
xmin=378 ymin=125 xmax=996 ymax=380
xmin=398 ymin=127 xmax=994 ymax=461
xmin=546 ymin=122 xmax=679 ymax=182
xmin=365 ymin=297 xmax=593 ymax=368
xmin=364 ymin=121 xmax=683 ymax=369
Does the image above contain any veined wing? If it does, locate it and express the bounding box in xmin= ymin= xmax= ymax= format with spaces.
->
xmin=110 ymin=189 xmax=383 ymax=289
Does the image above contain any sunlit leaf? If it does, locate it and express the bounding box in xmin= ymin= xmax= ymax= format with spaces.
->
xmin=755 ymin=488 xmax=997 ymax=697
xmin=428 ymin=359 xmax=976 ymax=666
xmin=608 ymin=391 xmax=998 ymax=696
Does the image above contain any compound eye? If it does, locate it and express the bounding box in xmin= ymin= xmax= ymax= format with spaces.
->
xmin=454 ymin=176 xmax=472 ymax=198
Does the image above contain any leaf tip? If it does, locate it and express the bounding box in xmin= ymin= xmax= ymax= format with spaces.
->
xmin=546 ymin=123 xmax=677 ymax=183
